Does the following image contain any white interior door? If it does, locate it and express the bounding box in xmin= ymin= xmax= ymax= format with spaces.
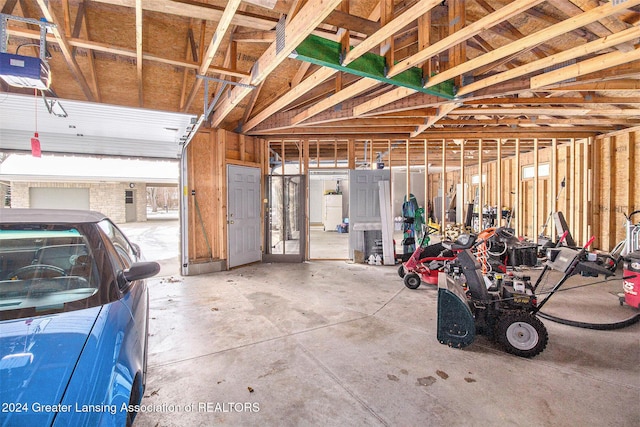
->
xmin=348 ymin=169 xmax=390 ymax=258
xmin=227 ymin=165 xmax=261 ymax=268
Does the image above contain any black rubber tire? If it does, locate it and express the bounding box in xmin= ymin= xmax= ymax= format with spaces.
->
xmin=397 ymin=264 xmax=406 ymax=278
xmin=404 ymin=273 xmax=421 ymax=289
xmin=496 ymin=312 xmax=548 ymax=358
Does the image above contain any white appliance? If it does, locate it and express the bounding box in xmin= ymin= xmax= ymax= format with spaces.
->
xmin=323 ymin=194 xmax=343 ymax=231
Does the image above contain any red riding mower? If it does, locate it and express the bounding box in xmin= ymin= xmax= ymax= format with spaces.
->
xmin=437 ymin=236 xmax=617 ymax=358
xmin=399 ymin=226 xmax=537 ymax=290
xmin=397 ymin=228 xmax=474 ymax=289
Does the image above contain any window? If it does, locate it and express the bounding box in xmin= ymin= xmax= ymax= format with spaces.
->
xmin=522 ymin=163 xmax=550 ymax=179
xmin=98 ymin=220 xmax=137 ymax=268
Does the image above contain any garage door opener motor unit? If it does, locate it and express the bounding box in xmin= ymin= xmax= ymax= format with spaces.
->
xmin=0 ymin=14 xmax=53 ymax=90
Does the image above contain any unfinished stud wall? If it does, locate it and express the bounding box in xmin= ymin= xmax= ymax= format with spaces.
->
xmin=186 ymin=129 xmax=264 ymax=265
xmin=428 ymin=130 xmax=639 ymax=252
xmin=593 ymin=129 xmax=640 ymax=251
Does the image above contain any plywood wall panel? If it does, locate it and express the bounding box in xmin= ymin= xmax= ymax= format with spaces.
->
xmin=186 ymin=129 xmax=264 ymax=266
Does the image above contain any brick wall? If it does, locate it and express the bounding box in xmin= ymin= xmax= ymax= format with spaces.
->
xmin=9 ymin=181 xmax=148 ymax=224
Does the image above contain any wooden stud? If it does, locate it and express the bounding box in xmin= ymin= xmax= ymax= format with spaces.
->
xmin=478 ymin=139 xmax=483 ymax=232
xmin=442 ymin=140 xmax=447 ymax=230
xmin=348 ymin=139 xmax=355 ymax=169
xmin=424 ymin=139 xmax=429 ymax=221
xmin=550 ymin=138 xmax=557 ymax=240
xmin=583 ymin=138 xmax=591 ymax=244
xmin=497 ymin=139 xmax=502 ymax=226
xmin=514 ymin=138 xmax=521 ymax=236
xmin=459 ymin=139 xmax=465 ymax=224
xmin=629 ymin=132 xmax=636 ymax=215
xmin=533 ymin=138 xmax=538 ymax=242
xmin=406 ymin=140 xmax=410 ymax=202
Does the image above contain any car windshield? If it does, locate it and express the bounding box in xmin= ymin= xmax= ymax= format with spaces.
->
xmin=0 ymin=225 xmax=102 ymax=316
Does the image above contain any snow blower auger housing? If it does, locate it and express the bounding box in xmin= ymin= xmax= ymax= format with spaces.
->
xmin=437 ymin=243 xmax=615 ymax=358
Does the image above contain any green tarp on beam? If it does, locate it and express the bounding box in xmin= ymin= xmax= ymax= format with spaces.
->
xmin=291 ymin=34 xmax=456 ymax=99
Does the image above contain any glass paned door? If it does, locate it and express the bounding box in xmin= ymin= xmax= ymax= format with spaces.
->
xmin=264 ymin=175 xmax=305 ymax=262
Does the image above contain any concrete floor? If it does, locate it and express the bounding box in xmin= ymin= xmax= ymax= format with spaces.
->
xmin=123 ymin=221 xmax=640 ymax=426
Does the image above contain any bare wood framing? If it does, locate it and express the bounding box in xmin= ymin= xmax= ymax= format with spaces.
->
xmin=182 ymin=0 xmax=242 ymax=112
xmin=533 ymin=138 xmax=538 ymax=243
xmin=497 ymin=139 xmax=502 ymax=225
xmin=515 ymin=138 xmax=521 ymax=236
xmin=530 ymin=47 xmax=640 ymax=90
xmin=34 ymin=0 xmax=96 ymax=101
xmin=212 ymin=0 xmax=343 ymax=127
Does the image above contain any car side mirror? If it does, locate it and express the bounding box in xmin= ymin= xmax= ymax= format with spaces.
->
xmin=118 ymin=261 xmax=160 ymax=290
xmin=123 ymin=261 xmax=160 ymax=282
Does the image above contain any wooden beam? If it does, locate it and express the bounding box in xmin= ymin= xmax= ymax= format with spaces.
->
xmin=91 ymin=0 xmax=278 ymax=31
xmin=410 ymin=102 xmax=461 ymax=137
xmin=34 ymin=0 xmax=96 ymax=101
xmin=463 ymin=96 xmax=640 ymax=105
xmin=342 ymin=0 xmax=442 ymax=66
xmin=72 ymin=1 xmax=101 ymax=102
xmin=243 ymin=67 xmax=338 ymax=131
xmin=514 ymin=138 xmax=521 ymax=236
xmin=387 ymin=0 xmax=545 ymax=78
xmin=429 ymin=0 xmax=640 ymax=91
xmin=450 ymin=107 xmax=640 ymax=116
xmin=1 ymin=0 xmax=18 ymax=14
xmin=553 ymin=0 xmax=636 ymax=53
xmin=353 ymin=86 xmax=417 ymax=116
xmin=135 ymin=0 xmax=144 ymax=107
xmin=533 ymin=137 xmax=539 ymax=242
xmin=292 ymin=78 xmax=380 ymax=125
xmin=447 ymin=0 xmax=465 ymax=87
xmin=6 ymin=25 xmax=251 ymax=80
xmin=182 ymin=0 xmax=242 ymax=112
xmin=61 ymin=0 xmax=71 ymax=37
xmin=530 ymin=47 xmax=640 ymax=89
xmin=212 ymin=0 xmax=343 ymax=127
xmin=441 ymin=140 xmax=447 ymax=229
xmin=457 ymin=24 xmax=640 ymax=96
xmin=232 ymin=31 xmax=276 ymax=43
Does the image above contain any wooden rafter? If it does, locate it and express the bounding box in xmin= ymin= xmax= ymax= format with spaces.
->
xmin=242 ymin=67 xmax=338 ymax=132
xmin=6 ymin=26 xmax=250 ymax=80
xmin=182 ymin=0 xmax=242 ymax=112
xmin=342 ymin=0 xmax=442 ymax=66
xmin=410 ymin=101 xmax=460 ymax=137
xmin=387 ymin=0 xmax=546 ymax=78
xmin=292 ymin=78 xmax=381 ymax=125
xmin=530 ymin=47 xmax=640 ymax=89
xmin=457 ymin=25 xmax=640 ymax=96
xmin=72 ymin=1 xmax=100 ymax=102
xmin=211 ymin=0 xmax=343 ymax=127
xmin=427 ymin=0 xmax=640 ymax=90
xmin=34 ymin=0 xmax=96 ymax=101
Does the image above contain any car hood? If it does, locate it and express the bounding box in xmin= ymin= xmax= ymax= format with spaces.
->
xmin=0 ymin=307 xmax=102 ymax=425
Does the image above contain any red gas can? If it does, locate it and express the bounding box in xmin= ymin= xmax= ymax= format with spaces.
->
xmin=622 ymin=251 xmax=640 ymax=309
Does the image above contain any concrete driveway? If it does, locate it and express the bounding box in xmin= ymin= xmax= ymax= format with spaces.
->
xmin=119 ymin=218 xmax=180 ymax=276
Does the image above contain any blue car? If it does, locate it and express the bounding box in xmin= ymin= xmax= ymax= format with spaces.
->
xmin=0 ymin=209 xmax=160 ymax=427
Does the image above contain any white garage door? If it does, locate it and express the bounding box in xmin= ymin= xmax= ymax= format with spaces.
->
xmin=30 ymin=188 xmax=90 ymax=210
